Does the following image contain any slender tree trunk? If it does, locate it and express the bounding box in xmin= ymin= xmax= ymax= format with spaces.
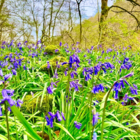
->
xmin=41 ymin=1 xmax=46 ymax=44
xmin=48 ymin=0 xmax=54 ymax=43
xmin=0 ymin=0 xmax=5 ymax=44
xmin=52 ymin=0 xmax=64 ymax=42
xmin=78 ymin=3 xmax=82 ymax=43
xmin=76 ymin=0 xmax=82 ymax=43
xmin=99 ymin=0 xmax=109 ymax=47
xmin=36 ymin=24 xmax=38 ymax=44
xmin=0 ymin=0 xmax=5 ymax=13
xmin=68 ymin=1 xmax=71 ymax=31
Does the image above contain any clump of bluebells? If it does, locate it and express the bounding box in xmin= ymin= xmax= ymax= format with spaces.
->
xmin=112 ymin=72 xmax=138 ymax=105
xmin=0 ymin=41 xmax=139 ymax=140
xmin=45 ymin=111 xmax=65 ymax=128
xmin=0 ymin=69 xmax=23 ymax=116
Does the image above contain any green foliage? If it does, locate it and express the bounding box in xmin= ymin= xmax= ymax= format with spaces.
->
xmin=10 ymin=105 xmax=42 ymax=140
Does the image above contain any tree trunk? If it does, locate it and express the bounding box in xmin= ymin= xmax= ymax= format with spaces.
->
xmin=52 ymin=0 xmax=64 ymax=42
xmin=48 ymin=0 xmax=54 ymax=43
xmin=77 ymin=3 xmax=82 ymax=43
xmin=36 ymin=24 xmax=38 ymax=44
xmin=41 ymin=1 xmax=46 ymax=44
xmin=99 ymin=0 xmax=109 ymax=47
xmin=0 ymin=0 xmax=5 ymax=44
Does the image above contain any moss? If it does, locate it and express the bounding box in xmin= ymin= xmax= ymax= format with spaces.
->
xmin=44 ymin=45 xmax=60 ymax=55
xmin=40 ymin=56 xmax=68 ymax=71
xmin=21 ymin=95 xmax=53 ymax=114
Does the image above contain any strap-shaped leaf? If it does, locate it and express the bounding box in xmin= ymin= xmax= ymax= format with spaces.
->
xmin=10 ymin=105 xmax=42 ymax=140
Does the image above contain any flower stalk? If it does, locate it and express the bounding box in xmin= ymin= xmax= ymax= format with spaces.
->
xmin=5 ymin=102 xmax=10 ymax=140
xmin=101 ymin=81 xmax=117 ymax=140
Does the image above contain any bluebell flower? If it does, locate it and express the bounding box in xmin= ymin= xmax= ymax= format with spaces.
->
xmin=46 ymin=111 xmax=65 ymax=128
xmin=32 ymin=53 xmax=37 ymax=58
xmin=93 ymin=100 xmax=99 ymax=106
xmin=113 ymin=79 xmax=128 ymax=99
xmin=8 ymin=64 xmax=13 ymax=69
xmin=55 ymin=49 xmax=59 ymax=53
xmin=91 ymin=46 xmax=94 ymax=50
xmin=123 ymin=57 xmax=129 ymax=64
xmin=1 ymin=61 xmax=8 ymax=67
xmin=47 ymin=82 xmax=58 ymax=94
xmin=123 ymin=93 xmax=128 ymax=102
xmin=47 ymin=86 xmax=53 ymax=94
xmin=18 ymin=59 xmax=22 ymax=67
xmin=123 ymin=72 xmax=134 ymax=78
xmin=0 ymin=106 xmax=2 ymax=116
xmin=4 ymin=55 xmax=8 ymax=59
xmin=37 ymin=40 xmax=41 ymax=44
xmin=70 ymin=71 xmax=77 ymax=79
xmin=64 ymin=70 xmax=68 ymax=76
xmin=19 ymin=47 xmax=22 ymax=51
xmin=51 ymin=81 xmax=58 ymax=88
xmin=94 ymin=64 xmax=101 ymax=75
xmin=130 ymin=86 xmax=138 ymax=95
xmin=53 ymin=69 xmax=58 ymax=79
xmin=74 ymin=121 xmax=82 ymax=129
xmin=4 ymin=74 xmax=12 ymax=81
xmin=85 ymin=73 xmax=91 ymax=81
xmin=56 ymin=111 xmax=62 ymax=122
xmin=92 ymin=84 xmax=104 ymax=94
xmin=61 ymin=112 xmax=66 ymax=121
xmin=24 ymin=41 xmax=27 ymax=45
xmin=23 ymin=65 xmax=27 ymax=70
xmin=69 ymin=56 xmax=74 ymax=68
xmin=59 ymin=42 xmax=62 ymax=46
xmin=114 ymin=90 xmax=119 ymax=99
xmin=92 ymin=132 xmax=97 ymax=140
xmin=120 ymin=58 xmax=132 ymax=72
xmin=13 ymin=61 xmax=19 ymax=69
xmin=48 ymin=112 xmax=56 ymax=119
xmin=12 ymin=69 xmax=17 ymax=75
xmin=0 ymin=89 xmax=15 ymax=106
xmin=56 ymin=61 xmax=60 ymax=68
xmin=45 ymin=116 xmax=53 ymax=128
xmin=70 ymin=80 xmax=82 ymax=92
xmin=0 ymin=69 xmax=3 ymax=77
xmin=102 ymin=62 xmax=115 ymax=69
xmin=47 ymin=61 xmax=50 ymax=69
xmin=123 ymin=93 xmax=133 ymax=103
xmin=16 ymin=99 xmax=23 ymax=107
xmin=44 ymin=52 xmax=47 ymax=55
xmin=69 ymin=54 xmax=80 ymax=68
xmin=62 ymin=62 xmax=67 ymax=65
xmin=106 ymin=48 xmax=112 ymax=53
xmin=92 ymin=113 xmax=100 ymax=126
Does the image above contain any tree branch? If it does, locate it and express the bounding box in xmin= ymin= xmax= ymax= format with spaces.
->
xmin=108 ymin=5 xmax=140 ymax=30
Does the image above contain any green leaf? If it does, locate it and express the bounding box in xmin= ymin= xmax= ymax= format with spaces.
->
xmin=54 ymin=122 xmax=75 ymax=140
xmin=0 ymin=134 xmax=8 ymax=140
xmin=10 ymin=105 xmax=42 ymax=140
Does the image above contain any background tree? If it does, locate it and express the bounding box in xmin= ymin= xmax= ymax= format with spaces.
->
xmin=76 ymin=0 xmax=83 ymax=43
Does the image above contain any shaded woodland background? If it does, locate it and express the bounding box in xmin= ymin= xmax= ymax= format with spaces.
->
xmin=0 ymin=0 xmax=140 ymax=49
